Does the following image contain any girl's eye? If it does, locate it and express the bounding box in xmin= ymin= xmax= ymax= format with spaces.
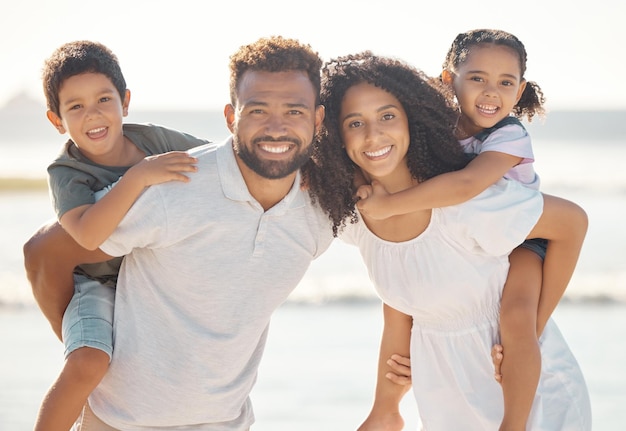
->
xmin=348 ymin=120 xmax=363 ymax=129
xmin=382 ymin=113 xmax=395 ymax=121
xmin=470 ymin=76 xmax=483 ymax=82
xmin=70 ymin=104 xmax=81 ymax=111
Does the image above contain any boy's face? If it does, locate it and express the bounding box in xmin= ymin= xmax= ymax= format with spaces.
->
xmin=47 ymin=72 xmax=130 ymax=162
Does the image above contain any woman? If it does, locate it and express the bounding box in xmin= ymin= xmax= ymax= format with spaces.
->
xmin=305 ymin=52 xmax=591 ymax=430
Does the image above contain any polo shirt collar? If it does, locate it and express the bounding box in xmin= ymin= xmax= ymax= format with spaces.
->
xmin=216 ymin=137 xmax=306 ymax=212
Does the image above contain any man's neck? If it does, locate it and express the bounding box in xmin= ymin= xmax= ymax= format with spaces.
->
xmin=236 ymin=156 xmax=297 ymax=211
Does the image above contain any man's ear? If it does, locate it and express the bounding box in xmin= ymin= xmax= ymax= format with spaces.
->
xmin=46 ymin=110 xmax=66 ymax=134
xmin=314 ymin=105 xmax=325 ymax=130
xmin=441 ymin=69 xmax=454 ymax=86
xmin=224 ymin=104 xmax=236 ymax=133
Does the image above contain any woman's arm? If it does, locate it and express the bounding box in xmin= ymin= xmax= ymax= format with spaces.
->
xmin=357 ymin=303 xmax=413 ymax=431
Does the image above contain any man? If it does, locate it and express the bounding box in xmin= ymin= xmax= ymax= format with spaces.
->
xmin=24 ymin=36 xmax=413 ymax=430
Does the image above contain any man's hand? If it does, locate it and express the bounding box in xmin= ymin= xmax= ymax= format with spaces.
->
xmin=492 ymin=344 xmax=504 ymax=383
xmin=386 ymin=354 xmax=411 ymax=386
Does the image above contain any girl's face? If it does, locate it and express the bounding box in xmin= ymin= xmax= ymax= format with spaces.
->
xmin=339 ymin=82 xmax=410 ymax=183
xmin=445 ymin=44 xmax=527 ymax=135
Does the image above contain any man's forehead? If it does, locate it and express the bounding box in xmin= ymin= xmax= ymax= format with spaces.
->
xmin=237 ymin=70 xmax=316 ymax=105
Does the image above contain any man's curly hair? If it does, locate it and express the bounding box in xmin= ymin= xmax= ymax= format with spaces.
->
xmin=228 ymin=36 xmax=322 ymax=106
xmin=304 ymin=52 xmax=471 ymax=236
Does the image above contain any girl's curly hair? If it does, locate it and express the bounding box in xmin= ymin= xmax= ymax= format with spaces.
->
xmin=436 ymin=28 xmax=546 ymax=121
xmin=303 ymin=52 xmax=470 ymax=236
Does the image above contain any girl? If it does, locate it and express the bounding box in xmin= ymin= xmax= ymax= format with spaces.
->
xmin=348 ymin=29 xmax=579 ymax=429
xmin=305 ymin=52 xmax=591 ymax=430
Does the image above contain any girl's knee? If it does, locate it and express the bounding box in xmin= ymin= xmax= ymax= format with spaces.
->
xmin=500 ymin=301 xmax=537 ymax=337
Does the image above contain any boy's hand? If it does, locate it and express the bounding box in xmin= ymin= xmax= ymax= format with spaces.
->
xmin=386 ymin=354 xmax=411 ymax=386
xmin=356 ymin=180 xmax=395 ymax=220
xmin=491 ymin=344 xmax=504 ymax=383
xmin=131 ymin=151 xmax=198 ymax=187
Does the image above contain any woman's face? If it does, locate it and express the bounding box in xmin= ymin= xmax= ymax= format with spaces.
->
xmin=339 ymin=82 xmax=410 ymax=182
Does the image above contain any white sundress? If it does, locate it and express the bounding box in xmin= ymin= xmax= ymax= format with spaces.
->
xmin=342 ymin=179 xmax=591 ymax=430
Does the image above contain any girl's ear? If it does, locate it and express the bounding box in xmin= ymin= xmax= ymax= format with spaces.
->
xmin=46 ymin=110 xmax=66 ymax=134
xmin=516 ymin=79 xmax=528 ymax=104
xmin=441 ymin=69 xmax=454 ymax=85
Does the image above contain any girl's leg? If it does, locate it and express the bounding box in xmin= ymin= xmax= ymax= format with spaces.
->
xmin=498 ymin=246 xmax=543 ymax=431
xmin=34 ymin=347 xmax=109 ymax=431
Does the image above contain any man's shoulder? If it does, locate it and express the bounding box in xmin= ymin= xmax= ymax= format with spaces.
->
xmin=123 ymin=123 xmax=210 ymax=153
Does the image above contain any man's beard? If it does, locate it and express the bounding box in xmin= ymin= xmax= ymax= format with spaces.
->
xmin=233 ymin=133 xmax=314 ymax=180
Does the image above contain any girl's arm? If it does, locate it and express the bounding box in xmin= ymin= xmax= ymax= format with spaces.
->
xmin=525 ymin=193 xmax=588 ymax=334
xmin=357 ymin=303 xmax=413 ymax=431
xmin=60 ymin=151 xmax=197 ymax=250
xmin=357 ymin=151 xmax=522 ymax=220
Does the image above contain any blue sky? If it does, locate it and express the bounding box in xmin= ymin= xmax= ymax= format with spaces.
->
xmin=2 ymin=0 xmax=624 ymax=111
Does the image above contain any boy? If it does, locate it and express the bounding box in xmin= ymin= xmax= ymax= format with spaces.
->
xmin=32 ymin=40 xmax=207 ymax=431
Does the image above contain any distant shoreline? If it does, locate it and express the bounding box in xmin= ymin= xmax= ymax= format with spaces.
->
xmin=0 ymin=177 xmax=47 ymax=191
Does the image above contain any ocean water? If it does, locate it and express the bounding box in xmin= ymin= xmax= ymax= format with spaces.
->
xmin=1 ymin=110 xmax=625 ymax=429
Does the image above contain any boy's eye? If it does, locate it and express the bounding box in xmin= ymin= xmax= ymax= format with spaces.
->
xmin=382 ymin=113 xmax=395 ymax=121
xmin=70 ymin=104 xmax=82 ymax=110
xmin=99 ymin=96 xmax=111 ymax=103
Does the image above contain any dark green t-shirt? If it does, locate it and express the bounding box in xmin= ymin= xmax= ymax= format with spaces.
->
xmin=47 ymin=123 xmax=209 ymax=285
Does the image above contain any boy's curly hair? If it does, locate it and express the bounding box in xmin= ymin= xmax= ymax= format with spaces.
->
xmin=42 ymin=40 xmax=127 ymax=117
xmin=304 ymin=52 xmax=470 ymax=236
xmin=228 ymin=36 xmax=322 ymax=106
xmin=437 ymin=28 xmax=546 ymax=121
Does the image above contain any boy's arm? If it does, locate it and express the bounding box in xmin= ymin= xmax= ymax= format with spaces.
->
xmin=357 ymin=151 xmax=522 ymax=220
xmin=61 ymin=151 xmax=197 ymax=250
xmin=357 ymin=304 xmax=412 ymax=431
xmin=525 ymin=194 xmax=588 ymax=335
xmin=23 ymin=221 xmax=111 ymax=340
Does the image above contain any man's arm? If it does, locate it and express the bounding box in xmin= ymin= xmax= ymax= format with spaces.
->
xmin=23 ymin=221 xmax=111 ymax=340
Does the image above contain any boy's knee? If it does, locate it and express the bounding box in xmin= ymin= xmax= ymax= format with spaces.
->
xmin=66 ymin=347 xmax=111 ymax=383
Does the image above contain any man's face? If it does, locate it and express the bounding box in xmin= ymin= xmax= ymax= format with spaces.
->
xmin=226 ymin=70 xmax=324 ymax=179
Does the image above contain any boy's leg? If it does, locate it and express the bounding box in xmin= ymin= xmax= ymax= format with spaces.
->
xmin=23 ymin=221 xmax=110 ymax=340
xmin=35 ymin=347 xmax=110 ymax=431
xmin=74 ymin=403 xmax=120 ymax=431
xmin=498 ymin=246 xmax=543 ymax=431
xmin=35 ymin=275 xmax=115 ymax=431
